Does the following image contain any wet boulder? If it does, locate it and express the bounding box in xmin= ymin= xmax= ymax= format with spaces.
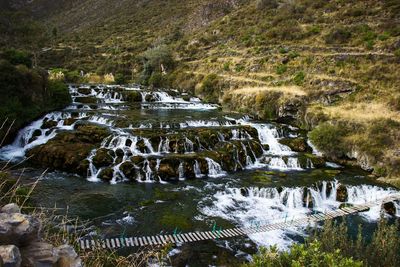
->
xmin=98 ymin=168 xmax=114 ymax=181
xmin=41 ymin=120 xmax=57 ymax=129
xmin=336 ymin=184 xmax=348 ymax=202
xmin=145 ymin=94 xmax=156 ymax=102
xmin=92 ymin=148 xmax=113 ymax=168
xmin=125 ymin=91 xmax=142 ymax=102
xmin=63 ymin=118 xmax=77 ymax=126
xmin=382 ymin=201 xmax=397 ymax=216
xmin=120 ymin=162 xmax=136 ymax=180
xmin=279 ymin=137 xmax=308 ymax=152
xmin=303 ymin=153 xmax=325 ymax=168
xmin=1 ymin=204 xmax=21 ymax=214
xmin=74 ymin=97 xmax=97 ymax=104
xmin=77 ymin=87 xmax=92 ymax=95
xmin=303 ymin=188 xmax=313 ymax=208
xmin=158 ymin=159 xmax=179 ymax=180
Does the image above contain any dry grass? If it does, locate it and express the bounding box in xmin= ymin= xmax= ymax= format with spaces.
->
xmin=318 ymin=102 xmax=400 ymax=123
xmin=230 ymin=85 xmax=307 ymax=96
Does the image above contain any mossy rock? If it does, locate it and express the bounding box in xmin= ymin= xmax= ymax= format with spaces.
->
xmin=158 ymin=159 xmax=179 ymax=180
xmin=125 ymin=91 xmax=143 ymax=102
xmin=99 ymin=168 xmax=114 ymax=181
xmin=160 ymin=214 xmax=191 ymax=231
xmin=77 ymin=88 xmax=92 ymax=95
xmin=279 ymin=137 xmax=308 ymax=152
xmin=251 ymin=173 xmax=272 ymax=183
xmin=92 ymin=148 xmax=113 ymax=168
xmin=63 ymin=118 xmax=77 ymax=126
xmin=303 ymin=153 xmax=326 ymax=168
xmin=324 ymin=169 xmax=341 ymax=176
xmin=41 ymin=120 xmax=58 ymax=129
xmin=74 ymin=96 xmax=98 ymax=104
xmin=120 ymin=161 xmax=136 ymax=180
xmin=27 ymin=125 xmax=109 ymax=175
xmin=336 ymin=184 xmax=348 ymax=202
xmin=382 ymin=202 xmax=396 ymax=216
xmin=74 ymin=124 xmax=109 ymax=143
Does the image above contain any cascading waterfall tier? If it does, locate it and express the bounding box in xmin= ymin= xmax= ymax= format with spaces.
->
xmin=200 ymin=181 xmax=400 ymax=249
xmin=0 ymin=84 xmax=326 ymax=183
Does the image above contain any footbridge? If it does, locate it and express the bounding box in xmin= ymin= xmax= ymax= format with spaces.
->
xmin=78 ymin=194 xmax=400 ymax=250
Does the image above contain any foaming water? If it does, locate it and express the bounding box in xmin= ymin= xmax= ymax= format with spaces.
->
xmin=200 ymin=181 xmax=399 ymax=249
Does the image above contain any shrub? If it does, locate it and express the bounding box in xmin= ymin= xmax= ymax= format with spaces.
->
xmin=293 ymin=71 xmax=305 ymax=85
xmin=276 ymin=64 xmax=287 ymax=75
xmin=223 ymin=62 xmax=230 ymax=71
xmin=245 ymin=240 xmax=363 ymax=267
xmin=308 ymin=122 xmax=348 ymax=158
xmin=0 ymin=49 xmax=32 ymax=68
xmin=148 ymin=72 xmax=163 ymax=87
xmin=46 ymin=80 xmax=72 ymax=108
xmin=246 ymin=220 xmax=400 ymax=267
xmin=196 ymin=74 xmax=221 ymax=103
xmin=325 ymin=27 xmax=352 ymax=44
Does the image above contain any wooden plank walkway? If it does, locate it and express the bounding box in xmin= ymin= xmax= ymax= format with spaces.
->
xmin=78 ymin=193 xmax=400 ymax=250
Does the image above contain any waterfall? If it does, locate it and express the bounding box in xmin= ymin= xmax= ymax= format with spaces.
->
xmin=184 ymin=137 xmax=194 ymax=153
xmin=158 ymin=137 xmax=170 ymax=153
xmin=178 ymin=162 xmax=185 ymax=180
xmin=194 ymin=160 xmax=204 ymax=178
xmin=205 ymin=158 xmax=226 ymax=178
xmin=201 ymin=181 xmax=399 ymax=249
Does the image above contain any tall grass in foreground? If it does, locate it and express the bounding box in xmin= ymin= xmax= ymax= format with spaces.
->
xmin=245 ymin=219 xmax=400 ymax=267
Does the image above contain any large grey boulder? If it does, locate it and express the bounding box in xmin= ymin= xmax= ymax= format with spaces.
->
xmin=0 ymin=205 xmax=20 ymax=215
xmin=0 ymin=245 xmax=21 ymax=267
xmin=56 ymin=244 xmax=82 ymax=267
xmin=0 ymin=213 xmax=40 ymax=246
xmin=21 ymin=242 xmax=82 ymax=267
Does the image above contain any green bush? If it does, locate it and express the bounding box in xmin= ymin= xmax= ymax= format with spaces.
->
xmin=245 ymin=220 xmax=399 ymax=267
xmin=308 ymin=122 xmax=348 ymax=158
xmin=293 ymin=71 xmax=305 ymax=85
xmin=245 ymin=240 xmax=362 ymax=267
xmin=196 ymin=74 xmax=221 ymax=103
xmin=276 ymin=64 xmax=287 ymax=75
xmin=0 ymin=49 xmax=32 ymax=68
xmin=47 ymin=80 xmax=72 ymax=108
xmin=148 ymin=72 xmax=163 ymax=87
xmin=65 ymin=70 xmax=81 ymax=83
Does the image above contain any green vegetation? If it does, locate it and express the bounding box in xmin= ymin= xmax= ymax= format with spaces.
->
xmin=308 ymin=122 xmax=348 ymax=158
xmin=245 ymin=220 xmax=400 ymax=267
xmin=0 ymin=52 xmax=71 ymax=145
xmin=197 ymin=74 xmax=222 ymax=103
xmin=140 ymin=44 xmax=175 ymax=86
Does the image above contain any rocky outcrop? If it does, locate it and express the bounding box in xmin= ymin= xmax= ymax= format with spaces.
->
xmin=0 ymin=203 xmax=81 ymax=267
xmin=27 ymin=124 xmax=109 ymax=175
